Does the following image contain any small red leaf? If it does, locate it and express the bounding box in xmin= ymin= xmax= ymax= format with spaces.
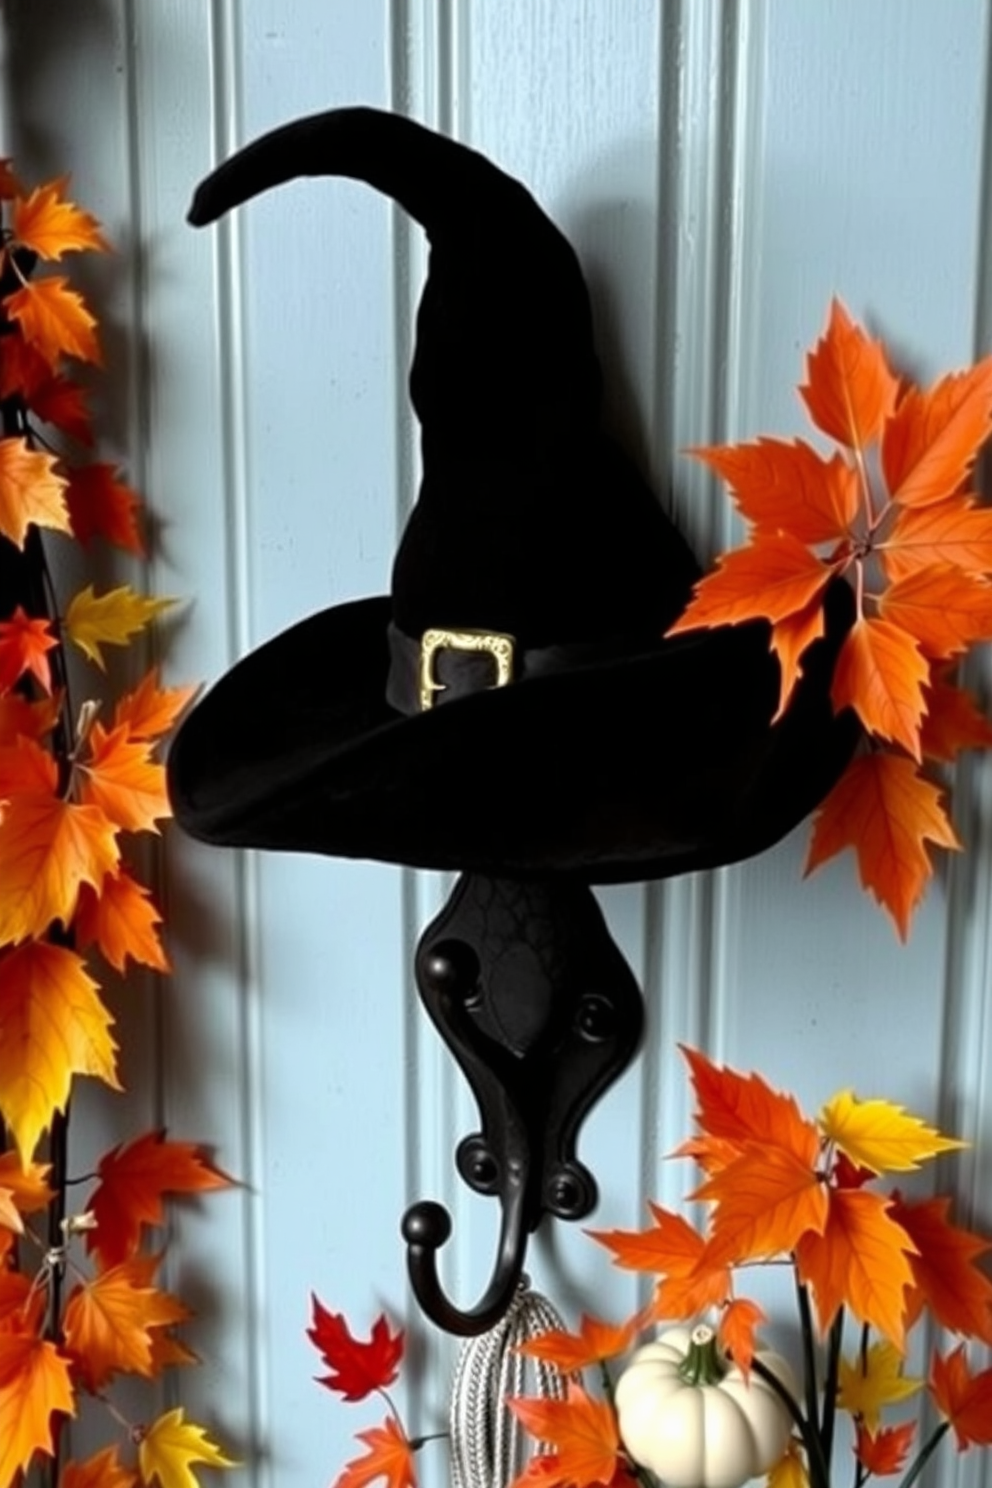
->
xmin=308 ymin=1299 xmax=404 ymax=1402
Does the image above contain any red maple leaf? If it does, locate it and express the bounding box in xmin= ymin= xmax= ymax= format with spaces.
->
xmin=86 ymin=1130 xmax=231 ymax=1267
xmin=308 ymin=1298 xmax=404 ymax=1402
xmin=854 ymin=1421 xmax=916 ymax=1476
xmin=930 ymin=1345 xmax=992 ymax=1449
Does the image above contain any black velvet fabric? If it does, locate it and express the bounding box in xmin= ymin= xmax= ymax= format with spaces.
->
xmin=167 ymin=107 xmax=860 ymax=882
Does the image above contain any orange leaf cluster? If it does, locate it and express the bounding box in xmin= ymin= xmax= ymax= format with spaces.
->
xmin=0 ymin=164 xmax=230 ymax=1488
xmin=595 ymin=1048 xmax=992 ymax=1355
xmin=670 ymin=300 xmax=992 ymax=935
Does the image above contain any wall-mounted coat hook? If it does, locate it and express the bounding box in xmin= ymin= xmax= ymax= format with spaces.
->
xmin=401 ymin=872 xmax=644 ymax=1336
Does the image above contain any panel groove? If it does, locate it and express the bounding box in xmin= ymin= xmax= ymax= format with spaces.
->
xmin=643 ymin=0 xmax=768 ymax=1214
xmin=203 ymin=5 xmax=270 ymax=1481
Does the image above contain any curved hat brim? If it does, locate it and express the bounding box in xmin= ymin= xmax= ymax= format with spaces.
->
xmin=167 ymin=583 xmax=859 ymax=885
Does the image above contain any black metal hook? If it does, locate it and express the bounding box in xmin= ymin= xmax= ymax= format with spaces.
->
xmin=401 ymin=1169 xmax=529 ymax=1336
xmin=401 ymin=873 xmax=643 ymax=1336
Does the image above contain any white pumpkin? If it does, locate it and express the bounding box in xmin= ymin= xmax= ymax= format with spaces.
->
xmin=614 ymin=1324 xmax=797 ymax=1488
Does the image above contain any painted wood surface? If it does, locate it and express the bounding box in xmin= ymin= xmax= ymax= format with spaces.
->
xmin=4 ymin=3 xmax=991 ymax=1486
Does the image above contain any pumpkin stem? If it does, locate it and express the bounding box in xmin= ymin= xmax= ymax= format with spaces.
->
xmin=677 ymin=1324 xmax=726 ymax=1386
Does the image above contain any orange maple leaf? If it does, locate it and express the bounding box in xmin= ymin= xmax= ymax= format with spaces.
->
xmin=795 ymin=1188 xmax=917 ymax=1347
xmin=718 ymin=1296 xmax=766 ymax=1376
xmin=516 ymin=1313 xmax=637 ymax=1372
xmin=87 ymin=1130 xmax=231 ymax=1268
xmin=113 ymin=669 xmax=197 ymax=740
xmin=0 ymin=434 xmax=70 ymax=548
xmin=0 ymin=789 xmax=119 ymax=946
xmin=690 ymin=438 xmax=858 ymax=545
xmin=667 ymin=532 xmax=835 ymax=635
xmin=694 ymin=1142 xmax=829 ymax=1267
xmin=0 ymin=1151 xmax=52 ymax=1216
xmin=0 ymin=605 xmax=58 ymax=692
xmin=65 ymin=463 xmax=145 ymax=556
xmin=889 ymin=1193 xmax=992 ymax=1344
xmin=680 ymin=1044 xmax=820 ymax=1165
xmin=770 ymin=597 xmax=826 ymax=719
xmin=879 ymin=493 xmax=992 ymax=582
xmin=590 ymin=1202 xmax=732 ymax=1319
xmin=11 ymin=178 xmax=109 ymax=261
xmin=854 ymin=1421 xmax=916 ymax=1477
xmin=0 ymin=734 xmax=59 ymax=796
xmin=60 ymin=1444 xmax=139 ymax=1488
xmin=62 ymin=1257 xmax=191 ymax=1391
xmin=829 ymin=617 xmax=929 ymax=759
xmin=3 ymin=277 xmax=102 ymax=368
xmin=805 ymin=752 xmax=961 ymax=939
xmin=334 ymin=1417 xmax=416 ymax=1488
xmin=920 ymin=673 xmax=992 ymax=761
xmin=878 ymin=565 xmax=992 ymax=660
xmin=929 ymin=1345 xmax=992 ymax=1449
xmin=508 ymin=1385 xmax=622 ymax=1488
xmin=0 ymin=940 xmax=120 ymax=1162
xmin=74 ymin=869 xmax=170 ymax=974
xmin=799 ymin=298 xmax=901 ymax=452
xmin=77 ymin=721 xmax=170 ymax=834
xmin=881 ymin=357 xmax=992 ymax=509
xmin=0 ymin=1329 xmax=75 ymax=1486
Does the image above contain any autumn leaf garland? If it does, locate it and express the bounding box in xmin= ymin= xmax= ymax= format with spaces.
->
xmin=316 ymin=1047 xmax=992 ymax=1488
xmin=670 ymin=299 xmax=992 ymax=936
xmin=0 ymin=166 xmax=233 ymax=1484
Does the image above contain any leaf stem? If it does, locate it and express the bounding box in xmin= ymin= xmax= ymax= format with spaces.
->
xmin=895 ymin=1421 xmax=950 ymax=1488
xmin=819 ymin=1306 xmax=845 ymax=1469
xmin=751 ymin=1357 xmax=831 ymax=1488
xmin=794 ymin=1272 xmax=822 ymax=1440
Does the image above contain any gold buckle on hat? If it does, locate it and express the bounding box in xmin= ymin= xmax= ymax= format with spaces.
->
xmin=419 ymin=627 xmax=516 ymax=711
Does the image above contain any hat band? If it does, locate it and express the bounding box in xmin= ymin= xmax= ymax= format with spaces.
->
xmin=385 ymin=622 xmax=636 ymax=716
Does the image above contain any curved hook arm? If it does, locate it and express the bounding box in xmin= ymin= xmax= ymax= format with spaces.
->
xmin=401 ymin=1170 xmax=529 ymax=1336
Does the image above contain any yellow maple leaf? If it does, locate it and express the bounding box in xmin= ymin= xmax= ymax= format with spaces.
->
xmin=820 ymin=1090 xmax=966 ymax=1174
xmin=836 ymin=1340 xmax=923 ymax=1433
xmin=138 ymin=1408 xmax=236 ymax=1488
xmin=0 ymin=434 xmax=70 ymax=548
xmin=767 ymin=1439 xmax=810 ymax=1488
xmin=0 ymin=940 xmax=120 ymax=1163
xmin=64 ymin=584 xmax=175 ymax=669
xmin=11 ymin=177 xmax=110 ymax=261
xmin=0 ymin=791 xmax=119 ymax=946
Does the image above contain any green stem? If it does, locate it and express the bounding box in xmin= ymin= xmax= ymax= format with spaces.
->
xmin=895 ymin=1421 xmax=951 ymax=1488
xmin=677 ymin=1326 xmax=726 ymax=1387
xmin=751 ymin=1358 xmax=831 ymax=1488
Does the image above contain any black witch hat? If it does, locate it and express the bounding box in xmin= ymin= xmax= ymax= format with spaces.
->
xmin=166 ymin=107 xmax=858 ymax=884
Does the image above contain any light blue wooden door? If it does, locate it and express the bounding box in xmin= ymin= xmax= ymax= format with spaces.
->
xmin=6 ymin=4 xmax=990 ymax=1486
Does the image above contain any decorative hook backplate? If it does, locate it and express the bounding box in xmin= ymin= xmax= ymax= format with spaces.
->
xmin=401 ymin=872 xmax=644 ymax=1335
